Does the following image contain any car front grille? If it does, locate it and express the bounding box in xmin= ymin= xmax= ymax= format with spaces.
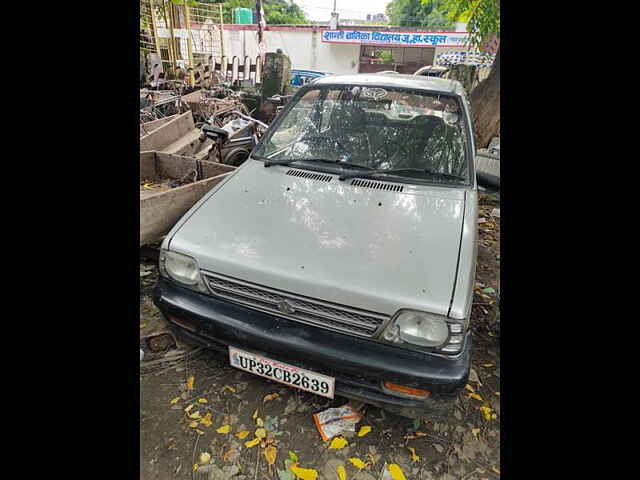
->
xmin=201 ymin=272 xmax=389 ymax=338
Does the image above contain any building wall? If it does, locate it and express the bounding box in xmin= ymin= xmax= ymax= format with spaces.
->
xmin=221 ymin=27 xmax=470 ymax=75
xmin=223 ymin=28 xmax=363 ymax=74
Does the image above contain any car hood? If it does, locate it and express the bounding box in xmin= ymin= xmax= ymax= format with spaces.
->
xmin=170 ymin=160 xmax=466 ymax=317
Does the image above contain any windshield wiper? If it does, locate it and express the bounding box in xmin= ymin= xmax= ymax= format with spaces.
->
xmin=338 ymin=167 xmax=465 ymax=182
xmin=263 ymin=157 xmax=374 ymax=170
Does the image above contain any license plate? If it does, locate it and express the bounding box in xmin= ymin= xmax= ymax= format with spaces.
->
xmin=229 ymin=347 xmax=335 ymax=399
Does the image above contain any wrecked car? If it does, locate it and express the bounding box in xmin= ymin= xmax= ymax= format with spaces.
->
xmin=153 ymin=74 xmax=477 ymax=419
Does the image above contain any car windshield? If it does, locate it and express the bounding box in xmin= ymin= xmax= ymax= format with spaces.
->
xmin=253 ymin=85 xmax=470 ymax=184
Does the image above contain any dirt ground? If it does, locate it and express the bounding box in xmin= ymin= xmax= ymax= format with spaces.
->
xmin=140 ymin=192 xmax=500 ymax=480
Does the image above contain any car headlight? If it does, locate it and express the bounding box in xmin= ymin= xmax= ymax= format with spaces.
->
xmin=159 ymin=250 xmax=207 ymax=293
xmin=381 ymin=310 xmax=466 ymax=353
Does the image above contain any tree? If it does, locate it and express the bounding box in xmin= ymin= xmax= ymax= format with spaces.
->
xmin=199 ymin=0 xmax=307 ymax=25
xmin=385 ymin=0 xmax=455 ymax=29
xmin=444 ymin=0 xmax=500 ymax=148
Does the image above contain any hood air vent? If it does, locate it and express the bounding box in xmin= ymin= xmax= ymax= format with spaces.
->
xmin=350 ymin=179 xmax=404 ymax=192
xmin=286 ymin=169 xmax=333 ymax=182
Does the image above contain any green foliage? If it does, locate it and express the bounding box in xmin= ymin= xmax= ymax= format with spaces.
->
xmin=171 ymin=0 xmax=199 ymax=6
xmin=199 ymin=0 xmax=307 ymax=25
xmin=377 ymin=50 xmax=393 ymax=63
xmin=385 ymin=0 xmax=455 ymax=29
xmin=264 ymin=1 xmax=307 ymax=24
xmin=442 ymin=0 xmax=500 ymax=47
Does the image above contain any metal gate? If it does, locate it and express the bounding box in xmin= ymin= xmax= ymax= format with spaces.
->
xmin=140 ymin=0 xmax=224 ymax=85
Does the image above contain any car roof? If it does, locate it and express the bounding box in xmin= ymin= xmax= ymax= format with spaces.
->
xmin=415 ymin=65 xmax=449 ymax=74
xmin=311 ymin=73 xmax=465 ymax=97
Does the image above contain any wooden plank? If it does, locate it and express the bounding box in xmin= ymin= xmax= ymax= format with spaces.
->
xmin=182 ymin=89 xmax=204 ymax=113
xmin=154 ymin=152 xmax=234 ymax=179
xmin=139 ymin=111 xmax=196 ymax=152
xmin=140 ymin=172 xmax=232 ymax=246
xmin=140 ymin=114 xmax=179 ymax=136
xmin=200 ymin=162 xmax=235 ymax=178
xmin=155 ymin=151 xmax=199 ymax=179
xmin=163 ymin=129 xmax=207 ymax=156
xmin=140 ymin=151 xmax=159 ymax=180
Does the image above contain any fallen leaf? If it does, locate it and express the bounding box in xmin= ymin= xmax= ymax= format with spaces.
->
xmin=388 ymin=464 xmax=407 ymax=480
xmin=140 ymin=323 xmax=147 ymax=329
xmin=472 ymin=428 xmax=480 ymax=438
xmin=217 ymin=425 xmax=231 ymax=434
xmin=480 ymin=406 xmax=493 ymax=421
xmin=290 ymin=464 xmax=318 ymax=480
xmin=223 ymin=447 xmax=240 ymax=463
xmin=348 ymin=458 xmax=367 ymax=470
xmin=199 ymin=452 xmax=211 ymax=465
xmin=189 ymin=411 xmax=202 ymax=420
xmin=468 ymin=393 xmax=483 ymax=402
xmin=481 ymin=363 xmax=495 ymax=367
xmin=465 ymin=384 xmax=475 ymax=393
xmin=245 ymin=437 xmax=261 ymax=448
xmin=495 ymin=392 xmax=500 ymax=396
xmin=223 ymin=385 xmax=236 ymax=393
xmin=289 ymin=451 xmax=299 ymax=462
xmin=185 ymin=404 xmax=195 ymax=413
xmin=189 ymin=421 xmax=199 ymax=428
xmin=407 ymin=447 xmax=420 ymax=463
xmin=198 ymin=398 xmax=208 ymax=404
xmin=235 ymin=430 xmax=250 ymax=439
xmin=195 ymin=429 xmax=205 ymax=435
xmin=491 ymin=467 xmax=500 ymax=474
xmin=263 ymin=393 xmax=280 ymax=403
xmin=252 ymin=409 xmax=258 ymax=420
xmin=200 ymin=413 xmax=213 ymax=427
xmin=170 ymin=397 xmax=180 ymax=405
xmin=329 ymin=437 xmax=348 ymax=449
xmin=256 ymin=417 xmax=264 ymax=427
xmin=468 ymin=368 xmax=482 ymax=386
xmin=255 ymin=427 xmax=267 ymax=439
xmin=187 ymin=376 xmax=195 ymax=391
xmin=193 ymin=464 xmax=198 ymax=472
xmin=263 ymin=445 xmax=277 ymax=471
xmin=337 ymin=465 xmax=347 ymax=480
xmin=357 ymin=426 xmax=372 ymax=437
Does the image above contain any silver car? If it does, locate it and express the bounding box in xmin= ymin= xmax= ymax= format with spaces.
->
xmin=153 ymin=74 xmax=478 ymax=419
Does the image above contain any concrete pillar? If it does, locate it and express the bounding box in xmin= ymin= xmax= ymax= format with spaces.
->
xmin=261 ymin=51 xmax=292 ymax=97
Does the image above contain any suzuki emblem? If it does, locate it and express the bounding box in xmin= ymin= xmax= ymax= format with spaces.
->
xmin=277 ymin=300 xmax=296 ymax=315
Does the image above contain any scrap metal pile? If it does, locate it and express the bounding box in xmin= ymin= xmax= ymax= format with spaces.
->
xmin=140 ymin=80 xmax=289 ymax=167
xmin=139 ymin=80 xmax=290 ymax=248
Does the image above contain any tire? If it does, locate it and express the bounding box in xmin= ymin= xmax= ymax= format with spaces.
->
xmin=222 ymin=148 xmax=251 ymax=167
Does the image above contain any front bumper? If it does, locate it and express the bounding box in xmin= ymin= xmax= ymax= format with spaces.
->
xmin=153 ymin=277 xmax=471 ymax=419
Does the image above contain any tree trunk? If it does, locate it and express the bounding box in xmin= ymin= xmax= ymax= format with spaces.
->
xmin=469 ymin=46 xmax=500 ymax=149
xmin=447 ymin=64 xmax=479 ymax=96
